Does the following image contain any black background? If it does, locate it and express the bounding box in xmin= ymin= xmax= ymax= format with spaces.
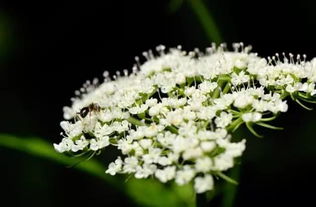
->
xmin=1 ymin=0 xmax=316 ymax=206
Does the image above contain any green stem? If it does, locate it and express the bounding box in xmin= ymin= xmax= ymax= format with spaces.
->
xmin=256 ymin=122 xmax=283 ymax=130
xmin=226 ymin=117 xmax=243 ymax=132
xmin=221 ymin=165 xmax=241 ymax=207
xmin=245 ymin=122 xmax=263 ymax=138
xmin=212 ymin=80 xmax=225 ymax=98
xmin=187 ymin=0 xmax=223 ymax=44
xmin=295 ymin=99 xmax=313 ymax=110
xmin=216 ymin=172 xmax=238 ymax=185
xmin=127 ymin=116 xmax=146 ymax=126
xmin=212 ymin=87 xmax=221 ymax=99
xmin=222 ymin=82 xmax=231 ymax=94
xmin=166 ymin=125 xmax=179 ymax=134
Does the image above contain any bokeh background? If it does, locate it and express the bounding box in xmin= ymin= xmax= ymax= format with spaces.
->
xmin=1 ymin=0 xmax=316 ymax=206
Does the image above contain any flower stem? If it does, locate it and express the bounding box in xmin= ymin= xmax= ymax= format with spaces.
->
xmin=222 ymin=82 xmax=231 ymax=94
xmin=196 ymin=193 xmax=208 ymax=207
xmin=187 ymin=0 xmax=222 ymax=44
xmin=127 ymin=116 xmax=145 ymax=126
xmin=221 ymin=165 xmax=241 ymax=207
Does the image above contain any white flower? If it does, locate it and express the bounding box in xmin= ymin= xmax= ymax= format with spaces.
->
xmin=135 ymin=164 xmax=157 ymax=179
xmin=55 ymin=43 xmax=314 ymax=193
xmin=182 ymin=108 xmax=196 ymax=120
xmin=199 ymin=81 xmax=218 ymax=93
xmin=155 ymin=166 xmax=176 ymax=183
xmin=233 ymin=93 xmax=254 ymax=108
xmin=195 ymin=157 xmax=213 ymax=173
xmin=235 ymin=58 xmax=247 ymax=68
xmin=117 ymin=138 xmax=133 ymax=154
xmin=106 ymin=157 xmax=123 ymax=175
xmin=139 ymin=139 xmax=153 ymax=149
xmin=215 ymin=112 xmax=233 ymax=128
xmin=143 ymin=124 xmax=159 ymax=137
xmin=175 ymin=165 xmax=195 ymax=185
xmin=285 ymin=84 xmax=296 ymax=93
xmin=213 ymin=153 xmax=235 ymax=171
xmin=142 ymin=147 xmax=162 ymax=164
xmin=157 ymin=156 xmax=172 ymax=166
xmin=213 ymin=139 xmax=246 ymax=171
xmin=242 ymin=112 xmax=262 ymax=122
xmin=200 ymin=141 xmax=216 ymax=152
xmin=71 ymin=136 xmax=89 ymax=152
xmin=53 ymin=138 xmax=74 ymax=153
xmin=60 ymin=121 xmax=83 ymax=138
xmin=175 ymin=73 xmax=186 ymax=84
xmin=182 ymin=147 xmax=203 ymax=160
xmin=172 ymin=136 xmax=193 ymax=154
xmin=148 ymin=103 xmax=164 ymax=116
xmin=123 ymin=157 xmax=138 ymax=173
xmin=166 ymin=110 xmax=184 ymax=126
xmin=184 ymin=87 xmax=197 ymax=96
xmin=231 ymin=71 xmax=250 ymax=85
xmin=196 ymin=106 xmax=216 ymax=120
xmin=194 ymin=175 xmax=214 ymax=193
xmin=129 ymin=104 xmax=148 ymax=115
xmin=145 ymin=98 xmax=158 ymax=107
xmin=98 ymin=110 xmax=114 ymax=122
xmin=94 ymin=122 xmax=113 ymax=137
xmin=63 ymin=106 xmax=76 ymax=120
xmin=90 ymin=137 xmax=109 ymax=151
xmin=131 ymin=142 xmax=144 ymax=156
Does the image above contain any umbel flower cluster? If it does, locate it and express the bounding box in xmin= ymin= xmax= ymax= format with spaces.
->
xmin=54 ymin=43 xmax=316 ymax=193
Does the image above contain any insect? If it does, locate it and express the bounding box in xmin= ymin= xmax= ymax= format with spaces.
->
xmin=78 ymin=103 xmax=101 ymax=118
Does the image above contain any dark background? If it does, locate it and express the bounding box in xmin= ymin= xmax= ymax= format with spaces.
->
xmin=1 ymin=0 xmax=316 ymax=206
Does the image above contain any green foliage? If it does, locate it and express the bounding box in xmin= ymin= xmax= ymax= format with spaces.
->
xmin=0 ymin=134 xmax=194 ymax=207
xmin=126 ymin=178 xmax=194 ymax=207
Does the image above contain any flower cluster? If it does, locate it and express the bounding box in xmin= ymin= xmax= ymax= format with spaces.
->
xmin=54 ymin=43 xmax=316 ymax=193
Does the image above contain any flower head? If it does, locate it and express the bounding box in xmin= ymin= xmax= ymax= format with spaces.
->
xmin=54 ymin=43 xmax=316 ymax=193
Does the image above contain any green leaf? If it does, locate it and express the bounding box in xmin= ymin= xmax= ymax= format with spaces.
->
xmin=127 ymin=178 xmax=194 ymax=207
xmin=0 ymin=134 xmax=121 ymax=187
xmin=172 ymin=183 xmax=195 ymax=207
xmin=0 ymin=134 xmax=193 ymax=207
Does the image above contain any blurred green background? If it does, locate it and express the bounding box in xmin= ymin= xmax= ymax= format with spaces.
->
xmin=1 ymin=0 xmax=316 ymax=206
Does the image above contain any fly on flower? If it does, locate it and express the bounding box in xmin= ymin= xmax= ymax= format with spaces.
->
xmin=77 ymin=103 xmax=101 ymax=118
xmin=76 ymin=103 xmax=101 ymax=133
